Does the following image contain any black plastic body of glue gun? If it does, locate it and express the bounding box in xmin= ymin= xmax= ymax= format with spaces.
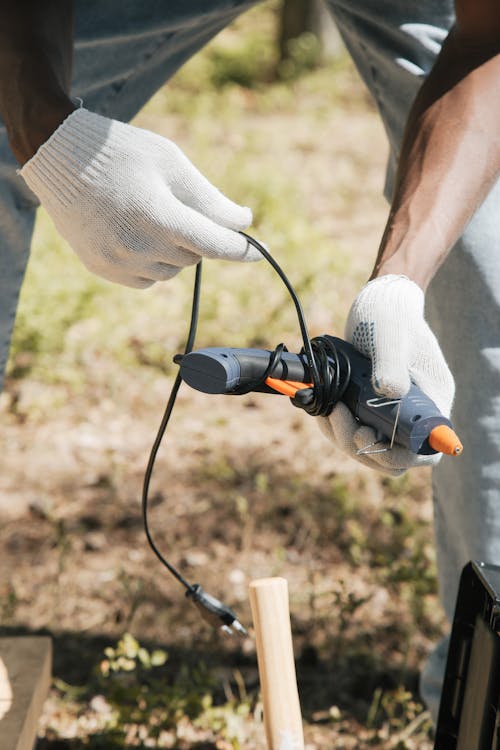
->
xmin=177 ymin=335 xmax=462 ymax=456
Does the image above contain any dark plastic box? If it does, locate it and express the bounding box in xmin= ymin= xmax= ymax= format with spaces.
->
xmin=434 ymin=561 xmax=500 ymax=749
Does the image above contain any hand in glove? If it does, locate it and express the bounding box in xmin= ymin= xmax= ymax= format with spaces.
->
xmin=318 ymin=275 xmax=455 ymax=476
xmin=20 ymin=108 xmax=259 ymax=288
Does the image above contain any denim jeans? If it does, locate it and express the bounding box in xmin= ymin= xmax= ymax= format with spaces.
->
xmin=1 ymin=0 xmax=499 ymax=724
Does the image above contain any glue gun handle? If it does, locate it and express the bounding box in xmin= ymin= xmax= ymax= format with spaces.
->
xmin=326 ymin=337 xmax=452 ymax=455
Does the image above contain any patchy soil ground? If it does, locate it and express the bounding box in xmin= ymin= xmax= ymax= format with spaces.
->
xmin=0 ymin=6 xmax=448 ymax=749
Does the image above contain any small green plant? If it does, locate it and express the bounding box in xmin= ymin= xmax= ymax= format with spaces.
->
xmin=208 ymin=37 xmax=275 ymax=89
xmin=0 ymin=582 xmax=19 ymax=624
xmin=97 ymin=633 xmax=214 ymax=743
xmin=46 ymin=633 xmax=255 ymax=747
xmin=366 ymin=685 xmax=433 ymax=747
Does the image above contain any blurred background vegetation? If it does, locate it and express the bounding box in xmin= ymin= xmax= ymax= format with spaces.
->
xmin=0 ymin=2 xmax=444 ymax=748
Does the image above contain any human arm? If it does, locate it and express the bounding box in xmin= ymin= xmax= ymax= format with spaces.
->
xmin=0 ymin=0 xmax=75 ymax=165
xmin=320 ymin=2 xmax=500 ymax=472
xmin=371 ymin=0 xmax=500 ymax=289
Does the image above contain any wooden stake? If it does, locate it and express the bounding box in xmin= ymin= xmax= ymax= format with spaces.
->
xmin=249 ymin=577 xmax=304 ymax=750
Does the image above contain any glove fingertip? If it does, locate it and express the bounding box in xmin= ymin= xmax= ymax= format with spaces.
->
xmin=221 ymin=231 xmax=263 ymax=262
xmin=208 ymin=198 xmax=252 ymax=231
xmin=192 ymin=185 xmax=252 ymax=231
xmin=372 ymin=367 xmax=411 ymax=400
xmin=227 ymin=204 xmax=252 ymax=231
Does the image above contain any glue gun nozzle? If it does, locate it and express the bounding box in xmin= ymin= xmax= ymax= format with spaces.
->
xmin=429 ymin=425 xmax=463 ymax=456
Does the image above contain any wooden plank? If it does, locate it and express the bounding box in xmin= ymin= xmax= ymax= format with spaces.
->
xmin=0 ymin=637 xmax=52 ymax=750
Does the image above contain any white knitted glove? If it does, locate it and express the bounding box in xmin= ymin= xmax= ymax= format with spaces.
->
xmin=318 ymin=275 xmax=455 ymax=476
xmin=19 ymin=108 xmax=259 ymax=288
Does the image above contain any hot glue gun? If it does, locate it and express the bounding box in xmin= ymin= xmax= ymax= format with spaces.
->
xmin=177 ymin=335 xmax=462 ymax=457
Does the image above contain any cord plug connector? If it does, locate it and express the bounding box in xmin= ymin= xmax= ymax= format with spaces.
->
xmin=186 ymin=584 xmax=247 ymax=635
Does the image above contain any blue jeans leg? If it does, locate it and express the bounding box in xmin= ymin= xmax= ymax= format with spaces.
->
xmin=72 ymin=1 xmax=257 ymax=120
xmin=0 ymin=139 xmax=38 ymax=387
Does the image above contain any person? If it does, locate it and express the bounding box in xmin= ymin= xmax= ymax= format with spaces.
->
xmin=1 ymin=0 xmax=499 ymax=724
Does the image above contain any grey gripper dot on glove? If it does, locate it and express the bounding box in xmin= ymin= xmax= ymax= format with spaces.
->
xmin=19 ymin=108 xmax=260 ymax=288
xmin=318 ymin=274 xmax=456 ymax=476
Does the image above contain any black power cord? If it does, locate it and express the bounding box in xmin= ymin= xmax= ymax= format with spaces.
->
xmin=141 ymin=232 xmax=350 ymax=634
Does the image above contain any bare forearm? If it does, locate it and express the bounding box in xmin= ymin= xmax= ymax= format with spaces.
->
xmin=372 ymin=26 xmax=500 ymax=289
xmin=0 ymin=0 xmax=75 ymax=165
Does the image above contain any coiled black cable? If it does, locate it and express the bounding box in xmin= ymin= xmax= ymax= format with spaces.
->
xmin=141 ymin=233 xmax=352 ymax=630
xmin=236 ymin=234 xmax=351 ymax=415
xmin=299 ymin=335 xmax=352 ymax=417
xmin=232 ymin=334 xmax=351 ymax=417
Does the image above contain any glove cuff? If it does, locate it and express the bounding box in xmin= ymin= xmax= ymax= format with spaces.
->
xmin=363 ymin=274 xmax=419 ymax=292
xmin=19 ymin=108 xmax=115 ymax=208
xmin=351 ymin=274 xmax=425 ymax=315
